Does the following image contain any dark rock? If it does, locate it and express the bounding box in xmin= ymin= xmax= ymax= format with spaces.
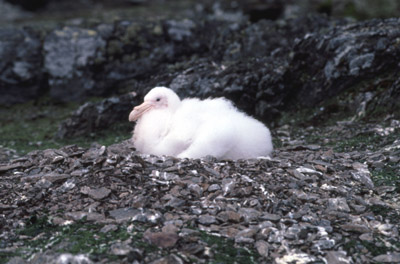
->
xmin=44 ymin=27 xmax=107 ymax=102
xmin=50 ymin=14 xmax=400 ymax=138
xmin=56 ymin=93 xmax=136 ymax=138
xmin=165 ymin=19 xmax=196 ymax=42
xmin=1 ymin=2 xmax=400 ymax=133
xmin=282 ymin=18 xmax=400 ymax=110
xmin=0 ymin=27 xmax=44 ymax=105
xmin=0 ymin=0 xmax=31 ymax=22
xmin=242 ymin=1 xmax=284 ymax=22
xmin=52 ymin=14 xmax=329 ymax=135
xmin=4 ymin=0 xmax=49 ymax=11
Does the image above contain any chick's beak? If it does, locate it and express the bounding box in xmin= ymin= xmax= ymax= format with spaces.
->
xmin=129 ymin=101 xmax=153 ymax=122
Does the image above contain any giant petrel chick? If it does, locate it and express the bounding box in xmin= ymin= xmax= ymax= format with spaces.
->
xmin=129 ymin=87 xmax=273 ymax=159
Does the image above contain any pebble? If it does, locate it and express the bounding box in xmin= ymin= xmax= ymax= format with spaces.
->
xmin=80 ymin=186 xmax=111 ymax=200
xmin=143 ymin=231 xmax=179 ymax=248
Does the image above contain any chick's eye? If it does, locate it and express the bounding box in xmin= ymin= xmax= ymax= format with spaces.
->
xmin=156 ymin=98 xmax=161 ymax=102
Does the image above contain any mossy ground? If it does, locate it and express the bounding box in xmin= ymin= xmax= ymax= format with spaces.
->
xmin=276 ymin=74 xmax=400 ymax=188
xmin=342 ymin=235 xmax=400 ymax=259
xmin=370 ymin=162 xmax=399 ymax=187
xmin=198 ymin=231 xmax=259 ymax=264
xmin=1 ymin=216 xmax=150 ymax=264
xmin=1 ymin=216 xmax=259 ymax=264
xmin=0 ymin=97 xmax=132 ymax=156
xmin=279 ymin=121 xmax=400 ymax=187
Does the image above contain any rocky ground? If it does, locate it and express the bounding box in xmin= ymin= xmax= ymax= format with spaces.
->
xmin=1 ymin=0 xmax=400 ymax=263
xmin=1 ymin=118 xmax=399 ymax=264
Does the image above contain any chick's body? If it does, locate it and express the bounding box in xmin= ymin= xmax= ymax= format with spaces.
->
xmin=130 ymin=87 xmax=273 ymax=160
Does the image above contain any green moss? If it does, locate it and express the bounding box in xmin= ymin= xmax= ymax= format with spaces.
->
xmin=339 ymin=0 xmax=400 ymax=20
xmin=58 ymin=224 xmax=129 ymax=258
xmin=2 ymin=216 xmax=261 ymax=264
xmin=371 ymin=162 xmax=399 ymax=187
xmin=199 ymin=231 xmax=259 ymax=264
xmin=277 ymin=99 xmax=351 ymax=129
xmin=343 ymin=238 xmax=388 ymax=257
xmin=19 ymin=215 xmax=53 ymax=237
xmin=2 ymin=216 xmax=151 ymax=263
xmin=341 ymin=2 xmax=361 ymax=19
xmin=272 ymin=137 xmax=283 ymax=149
xmin=0 ymin=252 xmax=19 ymax=264
xmin=369 ymin=205 xmax=391 ymax=218
xmin=0 ymin=98 xmax=132 ymax=156
xmin=327 ymin=121 xmax=400 ymax=153
xmin=0 ymin=98 xmax=79 ymax=155
xmin=332 ymin=131 xmax=379 ymax=152
xmin=347 ymin=236 xmax=400 ymax=259
xmin=361 ymin=240 xmax=388 ymax=256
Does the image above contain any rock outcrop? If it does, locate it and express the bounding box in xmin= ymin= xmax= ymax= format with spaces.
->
xmin=0 ymin=28 xmax=44 ymax=105
xmin=57 ymin=15 xmax=400 ymax=137
xmin=1 ymin=3 xmax=399 ymax=122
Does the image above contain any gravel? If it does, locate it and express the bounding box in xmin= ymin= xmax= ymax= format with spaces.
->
xmin=0 ymin=120 xmax=399 ymax=263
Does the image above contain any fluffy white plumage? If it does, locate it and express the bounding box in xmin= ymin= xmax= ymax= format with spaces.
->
xmin=129 ymin=87 xmax=273 ymax=160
